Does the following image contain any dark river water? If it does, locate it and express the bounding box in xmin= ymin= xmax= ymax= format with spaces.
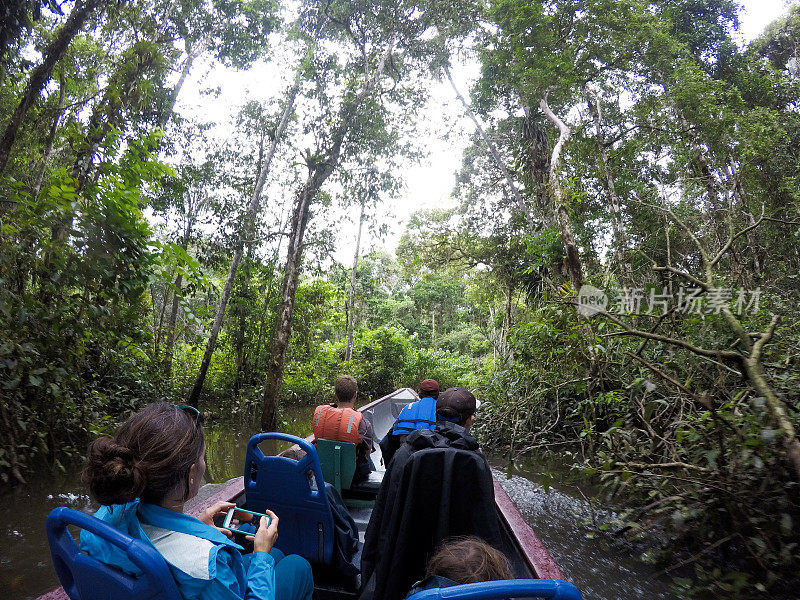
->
xmin=0 ymin=403 xmax=680 ymax=600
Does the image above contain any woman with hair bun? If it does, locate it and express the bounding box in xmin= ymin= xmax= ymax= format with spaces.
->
xmin=80 ymin=402 xmax=314 ymax=600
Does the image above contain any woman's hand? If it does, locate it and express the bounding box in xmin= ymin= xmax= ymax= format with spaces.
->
xmin=198 ymin=501 xmax=236 ymax=537
xmin=251 ymin=510 xmax=278 ymax=554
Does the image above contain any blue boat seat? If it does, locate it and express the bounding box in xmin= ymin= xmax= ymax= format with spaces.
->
xmin=406 ymin=579 xmax=582 ymax=600
xmin=46 ymin=506 xmax=182 ymax=600
xmin=244 ymin=432 xmax=335 ymax=565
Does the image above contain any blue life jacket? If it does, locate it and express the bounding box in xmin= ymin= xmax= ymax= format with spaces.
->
xmin=391 ymin=396 xmax=437 ymax=436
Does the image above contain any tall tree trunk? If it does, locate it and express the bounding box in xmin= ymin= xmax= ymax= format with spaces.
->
xmin=187 ymin=244 xmax=241 ymax=407
xmin=260 ymin=184 xmax=315 ymax=430
xmin=540 ymin=96 xmax=583 ymax=291
xmin=153 ymin=277 xmax=173 ymax=363
xmin=726 ymin=161 xmax=764 ymax=282
xmin=585 ymin=88 xmax=632 ymax=285
xmin=186 ymin=72 xmax=302 ymax=407
xmin=37 ymin=43 xmax=159 ymax=308
xmin=259 ymin=40 xmax=396 ymax=430
xmin=502 ymin=282 xmax=515 ymax=357
xmin=70 ymin=43 xmax=158 ymax=197
xmin=674 ymin=109 xmax=722 ymax=207
xmin=163 ymin=197 xmax=203 ymax=376
xmin=253 ymin=248 xmax=283 ymax=375
xmin=344 ymin=201 xmax=365 ymax=362
xmin=674 ymin=103 xmax=763 ymax=282
xmin=0 ymin=0 xmax=103 ymax=174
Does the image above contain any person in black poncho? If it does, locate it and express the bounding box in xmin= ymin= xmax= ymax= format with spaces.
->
xmin=360 ymin=388 xmax=502 ymax=600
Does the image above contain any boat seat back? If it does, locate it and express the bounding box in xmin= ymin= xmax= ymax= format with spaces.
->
xmin=364 ymin=444 xmax=504 ymax=600
xmin=244 ymin=432 xmax=335 ymax=565
xmin=46 ymin=506 xmax=181 ymax=600
xmin=406 ymin=579 xmax=582 ymax=600
xmin=316 ymin=438 xmax=357 ymax=493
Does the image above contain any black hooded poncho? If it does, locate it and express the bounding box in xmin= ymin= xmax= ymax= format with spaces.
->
xmin=360 ymin=422 xmax=502 ymax=600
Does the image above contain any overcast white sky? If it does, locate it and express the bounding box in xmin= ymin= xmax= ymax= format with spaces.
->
xmin=174 ymin=0 xmax=794 ymax=265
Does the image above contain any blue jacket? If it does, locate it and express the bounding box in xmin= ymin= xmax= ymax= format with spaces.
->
xmin=80 ymin=501 xmax=276 ymax=600
xmin=391 ymin=396 xmax=437 ymax=436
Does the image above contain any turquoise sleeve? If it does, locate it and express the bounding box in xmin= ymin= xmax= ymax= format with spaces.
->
xmin=243 ymin=551 xmax=276 ymax=600
xmin=202 ymin=548 xmax=275 ymax=600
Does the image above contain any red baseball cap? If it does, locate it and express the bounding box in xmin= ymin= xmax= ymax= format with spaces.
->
xmin=420 ymin=379 xmax=439 ymax=394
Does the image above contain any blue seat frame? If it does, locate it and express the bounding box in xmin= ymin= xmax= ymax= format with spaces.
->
xmin=406 ymin=579 xmax=582 ymax=600
xmin=244 ymin=432 xmax=335 ymax=565
xmin=46 ymin=506 xmax=181 ymax=600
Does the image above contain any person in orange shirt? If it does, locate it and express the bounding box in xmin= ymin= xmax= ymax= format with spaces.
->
xmin=312 ymin=375 xmax=374 ymax=483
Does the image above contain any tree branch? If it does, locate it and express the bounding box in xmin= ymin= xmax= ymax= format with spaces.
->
xmin=624 ymin=351 xmax=713 ymax=410
xmin=710 ymin=206 xmax=765 ymax=267
xmin=595 ymin=309 xmax=742 ymax=362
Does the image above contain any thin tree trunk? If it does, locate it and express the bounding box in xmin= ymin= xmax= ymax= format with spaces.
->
xmin=0 ymin=0 xmax=103 ymax=174
xmin=32 ymin=68 xmax=67 ymax=198
xmin=253 ymin=249 xmax=283 ymax=375
xmin=186 ymin=71 xmax=303 ymax=407
xmin=344 ymin=201 xmax=365 ymax=362
xmin=163 ymin=273 xmax=183 ymax=377
xmin=585 ymin=88 xmax=631 ymax=285
xmin=503 ymin=283 xmax=514 ymax=356
xmin=445 ymin=65 xmax=536 ymax=227
xmin=726 ymin=162 xmax=763 ymax=282
xmin=38 ymin=43 xmax=159 ymax=308
xmin=233 ymin=251 xmax=252 ymax=393
xmin=159 ymin=44 xmax=198 ymax=129
xmin=540 ymin=95 xmax=583 ymax=291
xmin=260 ymin=183 xmax=315 ymax=430
xmin=71 ymin=44 xmax=158 ymax=196
xmin=153 ymin=277 xmax=172 ymax=363
xmin=675 ymin=109 xmax=722 ymax=207
xmin=675 ymin=102 xmax=763 ymax=282
xmin=187 ymin=247 xmax=241 ymax=407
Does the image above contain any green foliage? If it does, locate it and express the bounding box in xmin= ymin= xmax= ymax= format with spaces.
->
xmin=2 ymin=0 xmax=800 ymax=596
xmin=0 ymin=135 xmax=170 ymax=482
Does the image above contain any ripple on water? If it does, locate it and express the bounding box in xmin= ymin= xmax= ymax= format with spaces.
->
xmin=492 ymin=468 xmax=681 ymax=600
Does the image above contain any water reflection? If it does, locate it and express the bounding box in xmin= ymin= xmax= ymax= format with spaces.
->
xmin=203 ymin=409 xmax=312 ymax=482
xmin=0 ymin=469 xmax=91 ymax=599
xmin=487 ymin=459 xmax=680 ymax=600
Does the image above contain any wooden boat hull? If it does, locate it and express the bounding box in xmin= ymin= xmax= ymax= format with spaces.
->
xmin=38 ymin=388 xmax=563 ymax=600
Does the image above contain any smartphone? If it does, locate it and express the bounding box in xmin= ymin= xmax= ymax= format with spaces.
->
xmin=222 ymin=507 xmax=271 ymax=535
